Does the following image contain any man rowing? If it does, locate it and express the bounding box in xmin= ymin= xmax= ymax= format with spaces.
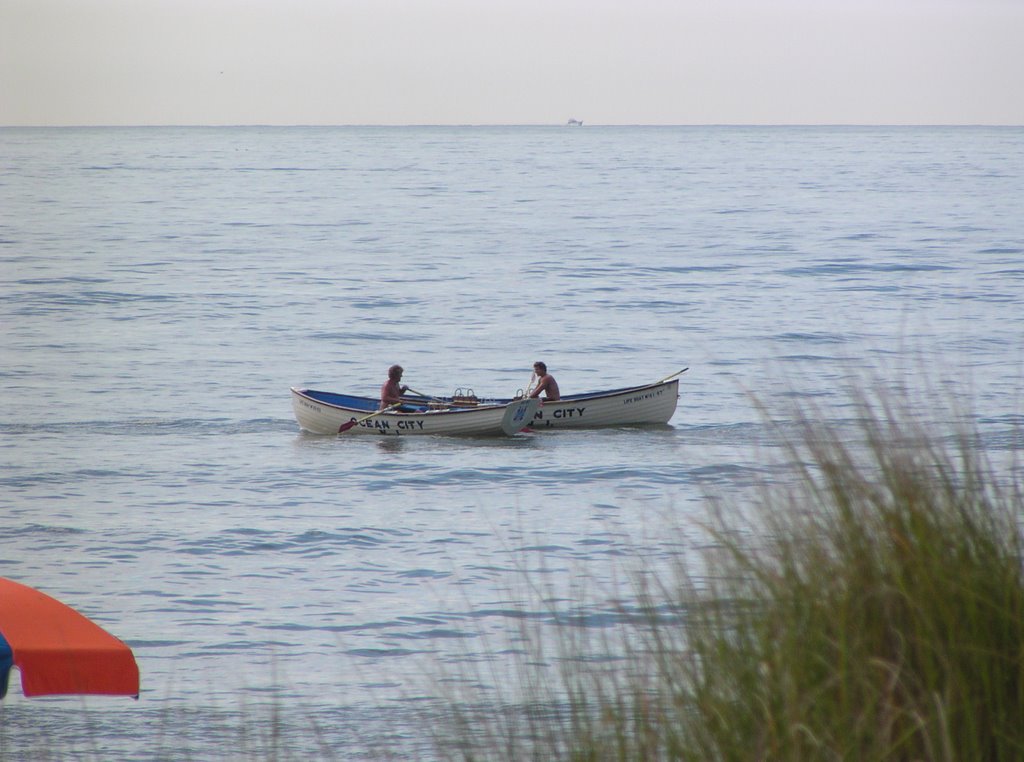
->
xmin=529 ymin=361 xmax=560 ymax=402
xmin=380 ymin=365 xmax=411 ymax=409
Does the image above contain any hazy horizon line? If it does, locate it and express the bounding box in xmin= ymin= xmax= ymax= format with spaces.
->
xmin=3 ymin=122 xmax=1022 ymax=129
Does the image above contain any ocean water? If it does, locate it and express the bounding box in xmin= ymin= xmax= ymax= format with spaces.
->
xmin=1 ymin=125 xmax=1023 ymax=759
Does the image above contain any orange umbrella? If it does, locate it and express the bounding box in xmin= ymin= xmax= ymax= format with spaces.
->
xmin=0 ymin=577 xmax=139 ymax=698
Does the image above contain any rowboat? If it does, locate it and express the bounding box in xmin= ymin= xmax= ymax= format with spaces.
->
xmin=290 ymin=388 xmax=540 ymax=436
xmin=290 ymin=371 xmax=682 ymax=435
xmin=505 ymin=375 xmax=681 ymax=430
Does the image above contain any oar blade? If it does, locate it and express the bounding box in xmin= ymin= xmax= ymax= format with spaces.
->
xmin=338 ymin=419 xmax=357 ymax=433
xmin=500 ymin=398 xmax=540 ymax=436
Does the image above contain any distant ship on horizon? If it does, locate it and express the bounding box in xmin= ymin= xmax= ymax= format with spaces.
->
xmin=567 ymin=118 xmax=583 ymax=126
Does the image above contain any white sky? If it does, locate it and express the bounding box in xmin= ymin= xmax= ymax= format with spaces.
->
xmin=2 ymin=0 xmax=1022 ymax=126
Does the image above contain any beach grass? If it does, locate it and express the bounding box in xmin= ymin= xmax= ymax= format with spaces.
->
xmin=432 ymin=392 xmax=1024 ymax=760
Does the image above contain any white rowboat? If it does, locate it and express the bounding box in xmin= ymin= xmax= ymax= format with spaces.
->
xmin=290 ymin=373 xmax=681 ymax=435
xmin=291 ymin=388 xmax=539 ymax=436
xmin=507 ymin=376 xmax=680 ymax=430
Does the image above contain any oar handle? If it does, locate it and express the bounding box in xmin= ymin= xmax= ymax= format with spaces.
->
xmin=404 ymin=388 xmax=448 ymax=410
xmin=657 ymin=367 xmax=689 ymax=384
xmin=405 ymin=387 xmax=441 ymax=401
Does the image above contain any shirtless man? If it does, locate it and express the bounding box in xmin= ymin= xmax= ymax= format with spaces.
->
xmin=380 ymin=364 xmax=410 ymax=409
xmin=529 ymin=361 xmax=560 ymax=401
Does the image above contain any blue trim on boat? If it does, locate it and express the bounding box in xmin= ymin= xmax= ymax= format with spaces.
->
xmin=0 ymin=630 xmax=13 ymax=699
xmin=301 ymin=390 xmax=379 ymax=411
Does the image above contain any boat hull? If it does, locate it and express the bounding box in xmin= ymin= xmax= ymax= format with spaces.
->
xmin=291 ymin=388 xmax=539 ymax=436
xmin=290 ymin=377 xmax=680 ymax=435
xmin=514 ymin=378 xmax=679 ymax=429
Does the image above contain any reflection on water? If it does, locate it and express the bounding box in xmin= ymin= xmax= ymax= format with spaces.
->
xmin=376 ymin=436 xmax=407 ymax=454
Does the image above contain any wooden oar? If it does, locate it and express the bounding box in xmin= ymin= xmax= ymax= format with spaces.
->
xmin=405 ymin=387 xmax=443 ymax=403
xmin=404 ymin=388 xmax=449 ymax=411
xmin=522 ymin=372 xmax=537 ymax=398
xmin=658 ymin=367 xmax=689 ymax=384
xmin=517 ymin=373 xmax=538 ymax=431
xmin=338 ymin=403 xmax=400 ymax=433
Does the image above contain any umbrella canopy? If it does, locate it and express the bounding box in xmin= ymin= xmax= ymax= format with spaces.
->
xmin=0 ymin=577 xmax=139 ymax=698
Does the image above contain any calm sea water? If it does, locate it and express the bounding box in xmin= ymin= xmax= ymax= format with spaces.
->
xmin=2 ymin=126 xmax=1023 ymax=759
